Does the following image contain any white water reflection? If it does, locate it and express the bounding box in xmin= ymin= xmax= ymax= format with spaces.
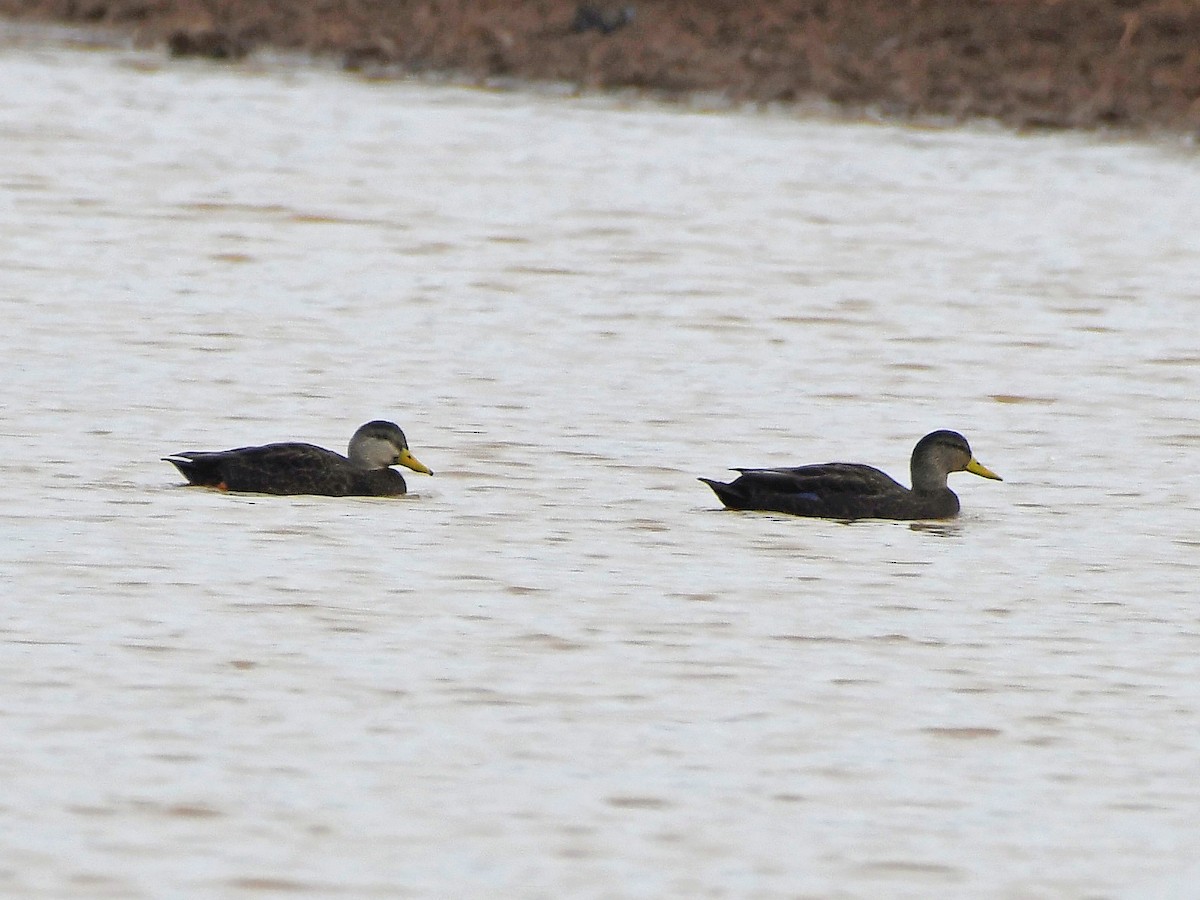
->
xmin=1 ymin=32 xmax=1199 ymax=899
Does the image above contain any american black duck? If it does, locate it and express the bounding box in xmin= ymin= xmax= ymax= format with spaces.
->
xmin=164 ymin=420 xmax=433 ymax=496
xmin=700 ymin=430 xmax=1001 ymax=520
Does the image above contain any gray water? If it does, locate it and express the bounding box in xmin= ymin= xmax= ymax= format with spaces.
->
xmin=2 ymin=32 xmax=1199 ymax=899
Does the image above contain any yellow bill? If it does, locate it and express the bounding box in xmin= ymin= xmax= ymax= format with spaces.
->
xmin=398 ymin=448 xmax=433 ymax=476
xmin=966 ymin=457 xmax=1002 ymax=481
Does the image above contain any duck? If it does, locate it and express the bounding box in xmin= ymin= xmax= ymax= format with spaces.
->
xmin=164 ymin=420 xmax=433 ymax=496
xmin=700 ymin=430 xmax=1001 ymax=520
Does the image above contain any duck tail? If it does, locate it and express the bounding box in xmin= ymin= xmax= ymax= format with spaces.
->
xmin=699 ymin=477 xmax=747 ymax=510
xmin=163 ymin=453 xmax=221 ymax=486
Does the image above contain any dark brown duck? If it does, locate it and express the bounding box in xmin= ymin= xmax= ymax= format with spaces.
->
xmin=164 ymin=420 xmax=433 ymax=496
xmin=700 ymin=430 xmax=1001 ymax=520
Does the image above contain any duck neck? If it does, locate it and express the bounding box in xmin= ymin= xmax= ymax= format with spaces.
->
xmin=910 ymin=459 xmax=951 ymax=494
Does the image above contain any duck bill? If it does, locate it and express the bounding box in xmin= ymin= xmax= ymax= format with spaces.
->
xmin=398 ymin=448 xmax=433 ymax=476
xmin=966 ymin=457 xmax=1002 ymax=481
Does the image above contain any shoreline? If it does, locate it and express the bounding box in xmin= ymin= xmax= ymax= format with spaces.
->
xmin=2 ymin=1 xmax=1199 ymax=134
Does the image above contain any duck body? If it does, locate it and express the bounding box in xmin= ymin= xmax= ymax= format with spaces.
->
xmin=166 ymin=443 xmax=411 ymax=496
xmin=164 ymin=420 xmax=432 ymax=497
xmin=700 ymin=430 xmax=1000 ymax=521
xmin=701 ymin=463 xmax=962 ymax=520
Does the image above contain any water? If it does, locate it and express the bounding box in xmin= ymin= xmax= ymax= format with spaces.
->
xmin=2 ymin=32 xmax=1199 ymax=899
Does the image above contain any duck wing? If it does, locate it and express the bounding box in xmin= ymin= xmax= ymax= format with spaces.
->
xmin=165 ymin=442 xmax=363 ymax=495
xmin=734 ymin=463 xmax=905 ymax=495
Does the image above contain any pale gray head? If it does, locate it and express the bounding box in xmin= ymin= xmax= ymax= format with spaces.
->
xmin=347 ymin=420 xmax=433 ymax=475
xmin=910 ymin=430 xmax=1001 ymax=492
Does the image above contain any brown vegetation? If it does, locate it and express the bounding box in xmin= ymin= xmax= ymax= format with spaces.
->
xmin=3 ymin=0 xmax=1200 ymax=131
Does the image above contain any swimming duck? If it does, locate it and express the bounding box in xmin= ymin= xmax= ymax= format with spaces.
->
xmin=164 ymin=420 xmax=433 ymax=496
xmin=700 ymin=430 xmax=1001 ymax=520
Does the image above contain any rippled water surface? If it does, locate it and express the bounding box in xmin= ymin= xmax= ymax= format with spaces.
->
xmin=2 ymin=32 xmax=1199 ymax=899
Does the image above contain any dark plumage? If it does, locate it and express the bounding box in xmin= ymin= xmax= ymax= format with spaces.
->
xmin=700 ymin=430 xmax=1001 ymax=520
xmin=164 ymin=420 xmax=432 ymax=497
